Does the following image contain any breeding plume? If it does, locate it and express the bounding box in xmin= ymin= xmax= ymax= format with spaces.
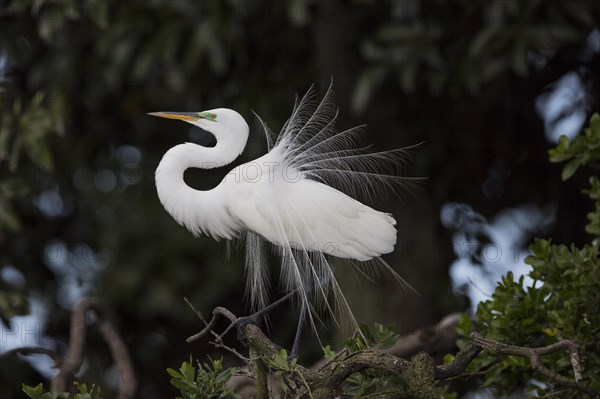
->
xmin=151 ymin=84 xmax=416 ymax=353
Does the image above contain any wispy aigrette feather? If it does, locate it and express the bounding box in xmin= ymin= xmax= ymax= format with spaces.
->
xmin=246 ymin=83 xmax=419 ymax=332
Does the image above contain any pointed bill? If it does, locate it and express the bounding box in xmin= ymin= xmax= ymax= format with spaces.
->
xmin=148 ymin=112 xmax=199 ymax=121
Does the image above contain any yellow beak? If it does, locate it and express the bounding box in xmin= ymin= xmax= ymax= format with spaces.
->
xmin=148 ymin=112 xmax=199 ymax=122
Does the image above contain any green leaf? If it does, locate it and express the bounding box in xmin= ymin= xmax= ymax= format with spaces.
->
xmin=167 ymin=368 xmax=183 ymax=379
xmin=323 ymin=345 xmax=336 ymax=361
xmin=22 ymin=384 xmax=45 ymax=399
xmin=561 ymin=158 xmax=581 ymax=181
xmin=359 ymin=323 xmax=375 ymax=345
xmin=590 ymin=113 xmax=600 ymax=139
xmin=443 ymin=353 xmax=455 ymax=364
xmin=549 ymin=135 xmax=571 ymax=162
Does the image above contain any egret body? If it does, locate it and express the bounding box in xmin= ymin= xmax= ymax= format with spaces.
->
xmin=151 ymin=85 xmax=416 ymax=347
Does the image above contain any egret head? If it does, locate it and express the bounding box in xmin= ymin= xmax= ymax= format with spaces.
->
xmin=148 ymin=108 xmax=247 ymax=135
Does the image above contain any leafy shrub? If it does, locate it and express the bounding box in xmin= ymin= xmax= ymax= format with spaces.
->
xmin=167 ymin=356 xmax=240 ymax=399
xmin=454 ymin=113 xmax=600 ymax=397
xmin=22 ymin=382 xmax=103 ymax=399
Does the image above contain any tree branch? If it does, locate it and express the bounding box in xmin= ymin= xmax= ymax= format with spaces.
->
xmin=187 ymin=306 xmax=598 ymax=399
xmin=50 ymin=298 xmax=137 ymax=399
xmin=434 ymin=341 xmax=483 ymax=379
xmin=468 ymin=331 xmax=596 ymax=398
xmin=187 ymin=307 xmax=437 ymax=398
xmin=186 ymin=306 xmax=237 ymax=343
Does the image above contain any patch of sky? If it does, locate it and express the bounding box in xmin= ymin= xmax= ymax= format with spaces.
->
xmin=442 ymin=202 xmax=555 ymax=313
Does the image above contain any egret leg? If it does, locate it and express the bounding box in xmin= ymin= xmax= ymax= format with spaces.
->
xmin=287 ymin=272 xmax=334 ymax=359
xmin=288 ymin=299 xmax=307 ymax=361
xmin=219 ymin=290 xmax=296 ymax=341
xmin=221 ymin=272 xmax=331 ymax=358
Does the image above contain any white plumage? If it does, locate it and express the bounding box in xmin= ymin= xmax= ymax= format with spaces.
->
xmin=152 ymin=84 xmax=417 ymax=333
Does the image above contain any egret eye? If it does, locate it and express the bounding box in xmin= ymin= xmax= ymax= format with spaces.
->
xmin=211 ymin=113 xmax=217 ymax=119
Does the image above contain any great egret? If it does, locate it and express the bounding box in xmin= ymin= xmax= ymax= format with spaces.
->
xmin=151 ymin=84 xmax=416 ymax=356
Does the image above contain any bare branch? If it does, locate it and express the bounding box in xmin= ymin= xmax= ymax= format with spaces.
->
xmin=51 ymin=298 xmax=137 ymax=399
xmin=93 ymin=309 xmax=137 ymax=399
xmin=468 ymin=332 xmax=597 ymax=398
xmin=186 ymin=306 xmax=236 ymax=343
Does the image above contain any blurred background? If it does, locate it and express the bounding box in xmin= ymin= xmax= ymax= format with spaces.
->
xmin=1 ymin=0 xmax=599 ymax=397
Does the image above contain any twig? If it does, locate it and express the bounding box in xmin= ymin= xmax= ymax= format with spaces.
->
xmin=186 ymin=299 xmax=274 ymax=399
xmin=183 ymin=297 xmax=215 ymax=339
xmin=210 ymin=340 xmax=252 ymax=362
xmin=295 ymin=369 xmax=314 ymax=399
xmin=184 ymin=298 xmax=252 ymax=361
xmin=468 ymin=332 xmax=597 ymax=398
xmin=186 ymin=306 xmax=236 ymax=343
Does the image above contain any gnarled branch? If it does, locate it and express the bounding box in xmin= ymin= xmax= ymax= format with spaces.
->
xmin=468 ymin=331 xmax=596 ymax=398
xmin=51 ymin=298 xmax=137 ymax=399
xmin=187 ymin=306 xmax=598 ymax=399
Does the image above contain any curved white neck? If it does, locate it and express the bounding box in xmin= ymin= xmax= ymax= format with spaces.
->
xmin=154 ymin=121 xmax=249 ymax=239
